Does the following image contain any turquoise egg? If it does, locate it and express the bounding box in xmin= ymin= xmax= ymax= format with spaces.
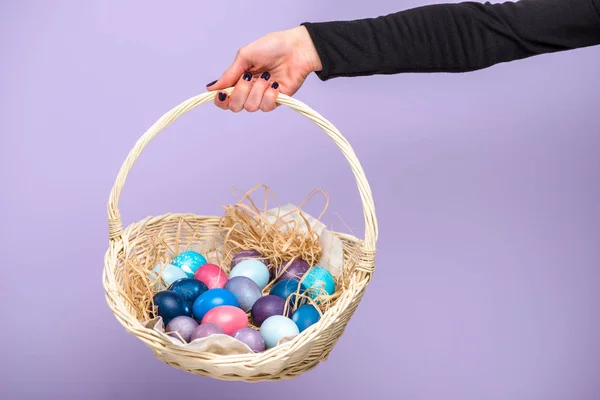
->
xmin=171 ymin=251 xmax=207 ymax=277
xmin=229 ymin=259 xmax=270 ymax=290
xmin=291 ymin=305 xmax=321 ymax=332
xmin=148 ymin=264 xmax=188 ymax=290
xmin=302 ymin=266 xmax=336 ymax=301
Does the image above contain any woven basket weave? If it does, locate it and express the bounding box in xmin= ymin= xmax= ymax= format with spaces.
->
xmin=103 ymin=88 xmax=378 ymax=381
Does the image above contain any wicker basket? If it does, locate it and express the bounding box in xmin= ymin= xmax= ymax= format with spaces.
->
xmin=103 ymin=88 xmax=378 ymax=381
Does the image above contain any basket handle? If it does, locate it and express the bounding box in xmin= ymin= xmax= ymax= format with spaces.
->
xmin=107 ymin=88 xmax=378 ymax=252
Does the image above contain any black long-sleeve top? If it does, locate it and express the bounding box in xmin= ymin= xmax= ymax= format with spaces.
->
xmin=302 ymin=0 xmax=600 ymax=80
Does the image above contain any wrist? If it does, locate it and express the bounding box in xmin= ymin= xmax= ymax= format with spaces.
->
xmin=290 ymin=26 xmax=322 ymax=73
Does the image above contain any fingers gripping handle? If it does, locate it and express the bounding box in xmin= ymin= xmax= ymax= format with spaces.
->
xmin=107 ymin=88 xmax=378 ymax=252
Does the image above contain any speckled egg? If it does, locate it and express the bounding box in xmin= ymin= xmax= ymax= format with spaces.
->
xmin=232 ymin=328 xmax=265 ymax=352
xmin=165 ymin=316 xmax=198 ymax=342
xmin=171 ymin=250 xmax=207 ymax=277
xmin=224 ymin=276 xmax=262 ymax=312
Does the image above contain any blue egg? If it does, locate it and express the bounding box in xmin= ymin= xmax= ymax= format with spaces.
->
xmin=171 ymin=251 xmax=207 ymax=277
xmin=152 ymin=290 xmax=190 ymax=325
xmin=148 ymin=263 xmax=188 ymax=290
xmin=224 ymin=276 xmax=262 ymax=312
xmin=192 ymin=288 xmax=239 ymax=321
xmin=168 ymin=278 xmax=208 ymax=308
xmin=302 ymin=266 xmax=336 ymax=301
xmin=291 ymin=305 xmax=321 ymax=332
xmin=269 ymin=279 xmax=307 ymax=305
xmin=229 ymin=259 xmax=270 ymax=290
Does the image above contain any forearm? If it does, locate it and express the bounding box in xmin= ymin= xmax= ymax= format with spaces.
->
xmin=302 ymin=0 xmax=600 ymax=80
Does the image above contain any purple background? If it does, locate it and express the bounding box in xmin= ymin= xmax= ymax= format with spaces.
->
xmin=1 ymin=0 xmax=599 ymax=399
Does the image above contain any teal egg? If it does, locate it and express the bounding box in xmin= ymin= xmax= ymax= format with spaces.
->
xmin=171 ymin=251 xmax=207 ymax=277
xmin=148 ymin=263 xmax=188 ymax=290
xmin=291 ymin=305 xmax=321 ymax=332
xmin=302 ymin=266 xmax=336 ymax=301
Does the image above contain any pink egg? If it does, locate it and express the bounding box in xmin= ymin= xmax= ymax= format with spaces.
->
xmin=194 ymin=264 xmax=228 ymax=289
xmin=201 ymin=305 xmax=249 ymax=335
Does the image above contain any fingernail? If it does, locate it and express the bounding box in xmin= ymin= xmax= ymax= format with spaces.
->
xmin=260 ymin=72 xmax=271 ymax=81
xmin=218 ymin=92 xmax=227 ymax=102
xmin=271 ymin=82 xmax=279 ymax=89
xmin=243 ymin=72 xmax=252 ymax=81
xmin=206 ymin=80 xmax=217 ymax=87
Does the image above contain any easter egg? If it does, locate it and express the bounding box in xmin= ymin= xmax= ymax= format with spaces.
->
xmin=260 ymin=315 xmax=300 ymax=349
xmin=291 ymin=305 xmax=321 ymax=332
xmin=192 ymin=288 xmax=239 ymax=321
xmin=168 ymin=278 xmax=208 ymax=308
xmin=269 ymin=279 xmax=307 ymax=305
xmin=231 ymin=250 xmax=269 ymax=269
xmin=193 ymin=264 xmax=228 ymax=289
xmin=190 ymin=323 xmax=225 ymax=341
xmin=232 ymin=328 xmax=265 ymax=352
xmin=152 ymin=290 xmax=189 ymax=325
xmin=224 ymin=276 xmax=262 ymax=312
xmin=250 ymin=295 xmax=290 ymax=327
xmin=202 ymin=305 xmax=249 ymax=335
xmin=165 ymin=316 xmax=198 ymax=342
xmin=229 ymin=259 xmax=270 ymax=290
xmin=171 ymin=250 xmax=207 ymax=277
xmin=148 ymin=263 xmax=188 ymax=290
xmin=274 ymin=259 xmax=310 ymax=283
xmin=302 ymin=266 xmax=336 ymax=301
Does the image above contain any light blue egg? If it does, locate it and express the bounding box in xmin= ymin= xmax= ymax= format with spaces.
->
xmin=302 ymin=266 xmax=336 ymax=301
xmin=171 ymin=251 xmax=207 ymax=277
xmin=148 ymin=264 xmax=188 ymax=290
xmin=228 ymin=259 xmax=270 ymax=290
xmin=260 ymin=315 xmax=299 ymax=349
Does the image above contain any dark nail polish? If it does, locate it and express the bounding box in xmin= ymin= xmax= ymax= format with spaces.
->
xmin=243 ymin=72 xmax=252 ymax=81
xmin=218 ymin=92 xmax=227 ymax=102
xmin=260 ymin=72 xmax=271 ymax=81
xmin=206 ymin=80 xmax=217 ymax=87
xmin=271 ymin=82 xmax=279 ymax=89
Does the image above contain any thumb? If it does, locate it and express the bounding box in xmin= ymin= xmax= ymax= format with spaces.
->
xmin=206 ymin=51 xmax=251 ymax=91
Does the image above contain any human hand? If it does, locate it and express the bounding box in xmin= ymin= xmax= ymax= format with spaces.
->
xmin=205 ymin=26 xmax=322 ymax=112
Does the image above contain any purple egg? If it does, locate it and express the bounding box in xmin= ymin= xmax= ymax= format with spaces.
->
xmin=190 ymin=323 xmax=225 ymax=341
xmin=250 ymin=295 xmax=291 ymax=327
xmin=224 ymin=276 xmax=263 ymax=312
xmin=274 ymin=259 xmax=310 ymax=283
xmin=165 ymin=316 xmax=199 ymax=343
xmin=231 ymin=250 xmax=269 ymax=269
xmin=232 ymin=328 xmax=265 ymax=352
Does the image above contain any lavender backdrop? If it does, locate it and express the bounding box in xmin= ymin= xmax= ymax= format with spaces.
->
xmin=1 ymin=0 xmax=599 ymax=399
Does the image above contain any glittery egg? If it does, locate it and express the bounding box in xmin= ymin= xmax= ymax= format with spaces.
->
xmin=232 ymin=328 xmax=265 ymax=352
xmin=148 ymin=263 xmax=188 ymax=290
xmin=190 ymin=323 xmax=225 ymax=341
xmin=193 ymin=264 xmax=228 ymax=289
xmin=192 ymin=288 xmax=239 ymax=321
xmin=201 ymin=305 xmax=249 ymax=335
xmin=224 ymin=276 xmax=262 ymax=312
xmin=168 ymin=278 xmax=208 ymax=308
xmin=152 ymin=290 xmax=189 ymax=325
xmin=229 ymin=259 xmax=270 ymax=290
xmin=260 ymin=315 xmax=299 ymax=349
xmin=171 ymin=251 xmax=207 ymax=277
xmin=291 ymin=304 xmax=321 ymax=333
xmin=165 ymin=315 xmax=198 ymax=342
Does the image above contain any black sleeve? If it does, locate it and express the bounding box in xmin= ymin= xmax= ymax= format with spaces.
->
xmin=301 ymin=0 xmax=600 ymax=80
